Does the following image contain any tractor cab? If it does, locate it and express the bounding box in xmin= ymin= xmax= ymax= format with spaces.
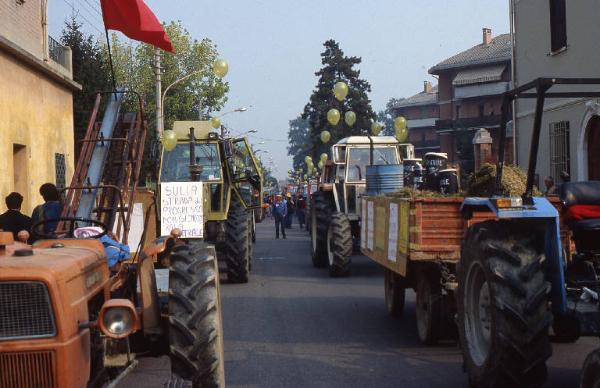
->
xmin=327 ymin=136 xmax=409 ymax=219
xmin=159 ymin=120 xmax=262 ymax=225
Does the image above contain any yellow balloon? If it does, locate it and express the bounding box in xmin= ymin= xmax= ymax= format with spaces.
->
xmin=333 ymin=81 xmax=349 ymax=101
xmin=395 ymin=127 xmax=409 ymax=143
xmin=371 ymin=121 xmax=382 ymax=136
xmin=320 ymin=130 xmax=331 ymax=143
xmin=344 ymin=111 xmax=356 ymax=127
xmin=304 ymin=155 xmax=312 ymax=164
xmin=213 ymin=59 xmax=229 ymax=78
xmin=307 ymin=159 xmax=314 ymax=168
xmin=162 ymin=130 xmax=177 ymax=152
xmin=327 ymin=108 xmax=341 ymax=126
xmin=320 ymin=153 xmax=328 ymax=162
xmin=210 ymin=117 xmax=221 ymax=129
xmin=394 ymin=116 xmax=407 ymax=131
xmin=318 ymin=160 xmax=324 ymax=169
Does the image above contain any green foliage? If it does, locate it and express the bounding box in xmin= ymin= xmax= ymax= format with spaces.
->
xmin=107 ymin=21 xmax=229 ymax=132
xmin=286 ymin=116 xmax=311 ymax=170
xmin=60 ymin=17 xmax=112 ymax=160
xmin=301 ymin=40 xmax=376 ymax=160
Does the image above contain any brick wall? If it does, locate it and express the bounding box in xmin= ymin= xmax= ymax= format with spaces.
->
xmin=0 ymin=0 xmax=44 ymax=58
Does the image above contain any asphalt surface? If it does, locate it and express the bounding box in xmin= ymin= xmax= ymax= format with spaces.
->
xmin=121 ymin=219 xmax=599 ymax=388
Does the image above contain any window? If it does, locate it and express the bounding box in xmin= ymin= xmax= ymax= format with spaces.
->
xmin=160 ymin=144 xmax=221 ymax=182
xmin=549 ymin=0 xmax=567 ymax=52
xmin=346 ymin=147 xmax=399 ymax=182
xmin=549 ymin=121 xmax=570 ymax=181
xmin=55 ymin=153 xmax=66 ymax=190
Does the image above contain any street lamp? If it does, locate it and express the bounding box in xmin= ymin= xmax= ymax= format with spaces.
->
xmin=158 ymin=58 xmax=228 ymax=137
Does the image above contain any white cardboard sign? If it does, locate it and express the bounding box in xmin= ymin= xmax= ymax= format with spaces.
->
xmin=360 ymin=198 xmax=367 ymax=249
xmin=160 ymin=182 xmax=204 ymax=238
xmin=367 ymin=201 xmax=374 ymax=250
xmin=388 ymin=203 xmax=399 ymax=262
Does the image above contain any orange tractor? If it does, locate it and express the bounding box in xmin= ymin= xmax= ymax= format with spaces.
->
xmin=0 ymin=92 xmax=224 ymax=388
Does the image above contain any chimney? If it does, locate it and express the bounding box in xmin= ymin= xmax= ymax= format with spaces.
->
xmin=483 ymin=28 xmax=492 ymax=45
xmin=424 ymin=81 xmax=433 ymax=93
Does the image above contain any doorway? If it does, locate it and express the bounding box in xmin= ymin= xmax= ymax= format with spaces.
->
xmin=13 ymin=144 xmax=28 ymax=211
xmin=587 ymin=116 xmax=600 ymax=180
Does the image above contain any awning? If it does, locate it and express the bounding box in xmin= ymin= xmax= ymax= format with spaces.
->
xmin=452 ymin=65 xmax=507 ymax=86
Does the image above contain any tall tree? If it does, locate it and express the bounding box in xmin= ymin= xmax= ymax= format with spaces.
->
xmin=286 ymin=116 xmax=311 ymax=170
xmin=377 ymin=97 xmax=402 ymax=136
xmin=302 ymin=40 xmax=376 ymax=160
xmin=108 ymin=20 xmax=229 ymax=132
xmin=61 ymin=17 xmax=112 ymax=160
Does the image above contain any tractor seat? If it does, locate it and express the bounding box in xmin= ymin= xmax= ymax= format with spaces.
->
xmin=560 ymin=181 xmax=600 ymax=207
xmin=560 ymin=182 xmax=600 ymax=253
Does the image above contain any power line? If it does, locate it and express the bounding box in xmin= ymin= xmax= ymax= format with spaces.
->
xmin=79 ymin=0 xmax=102 ymax=17
xmin=61 ymin=0 xmax=104 ymax=34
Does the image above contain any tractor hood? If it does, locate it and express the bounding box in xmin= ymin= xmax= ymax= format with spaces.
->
xmin=0 ymin=240 xmax=107 ymax=284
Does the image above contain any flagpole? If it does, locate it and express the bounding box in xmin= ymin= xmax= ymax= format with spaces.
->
xmin=104 ymin=28 xmax=117 ymax=99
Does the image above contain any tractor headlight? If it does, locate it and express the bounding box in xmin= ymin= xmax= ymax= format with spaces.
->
xmin=493 ymin=197 xmax=523 ymax=209
xmin=98 ymin=299 xmax=139 ymax=339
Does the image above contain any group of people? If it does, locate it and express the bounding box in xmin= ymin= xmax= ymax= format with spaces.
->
xmin=543 ymin=171 xmax=570 ymax=196
xmin=0 ymin=183 xmax=62 ymax=241
xmin=269 ymin=192 xmax=307 ymax=239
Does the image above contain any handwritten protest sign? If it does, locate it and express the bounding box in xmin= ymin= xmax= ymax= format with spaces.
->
xmin=160 ymin=182 xmax=204 ymax=238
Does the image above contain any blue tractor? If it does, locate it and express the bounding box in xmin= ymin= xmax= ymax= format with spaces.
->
xmin=457 ymin=78 xmax=600 ymax=387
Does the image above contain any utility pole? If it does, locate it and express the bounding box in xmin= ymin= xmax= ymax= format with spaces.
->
xmin=155 ymin=48 xmax=162 ymax=138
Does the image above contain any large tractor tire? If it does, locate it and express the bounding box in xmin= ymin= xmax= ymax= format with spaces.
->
xmin=168 ymin=243 xmax=225 ymax=388
xmin=384 ymin=268 xmax=405 ymax=317
xmin=225 ymin=197 xmax=250 ymax=283
xmin=251 ymin=213 xmax=256 ymax=244
xmin=311 ymin=192 xmax=332 ymax=268
xmin=326 ymin=212 xmax=352 ymax=277
xmin=581 ymin=348 xmax=600 ymax=388
xmin=457 ymin=220 xmax=552 ymax=388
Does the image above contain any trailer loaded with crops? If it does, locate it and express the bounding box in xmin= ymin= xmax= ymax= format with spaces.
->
xmin=361 ymin=160 xmax=566 ymax=345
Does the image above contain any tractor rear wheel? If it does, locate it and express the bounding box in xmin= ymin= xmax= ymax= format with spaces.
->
xmin=457 ymin=220 xmax=551 ymax=388
xmin=225 ymin=196 xmax=250 ymax=283
xmin=326 ymin=212 xmax=352 ymax=277
xmin=168 ymin=243 xmax=225 ymax=388
xmin=384 ymin=269 xmax=405 ymax=317
xmin=311 ymin=192 xmax=331 ymax=268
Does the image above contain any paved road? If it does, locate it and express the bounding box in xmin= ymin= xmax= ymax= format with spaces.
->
xmin=122 ymin=219 xmax=598 ymax=387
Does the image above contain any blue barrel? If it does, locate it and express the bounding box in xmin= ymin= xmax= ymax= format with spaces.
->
xmin=366 ymin=164 xmax=404 ymax=196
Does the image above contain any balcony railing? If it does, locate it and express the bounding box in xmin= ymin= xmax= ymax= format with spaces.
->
xmin=436 ymin=115 xmax=502 ymax=132
xmin=48 ymin=35 xmax=69 ymax=70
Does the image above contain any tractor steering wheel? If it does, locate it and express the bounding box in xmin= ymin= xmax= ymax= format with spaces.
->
xmin=32 ymin=217 xmax=109 ymax=240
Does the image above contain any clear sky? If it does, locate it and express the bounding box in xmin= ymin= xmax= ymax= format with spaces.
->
xmin=48 ymin=0 xmax=509 ymax=180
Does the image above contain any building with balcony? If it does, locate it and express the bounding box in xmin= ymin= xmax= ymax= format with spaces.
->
xmin=429 ymin=28 xmax=512 ymax=175
xmin=0 ymin=0 xmax=80 ymax=214
xmin=512 ymin=0 xmax=600 ymax=183
xmin=390 ymin=81 xmax=440 ymax=158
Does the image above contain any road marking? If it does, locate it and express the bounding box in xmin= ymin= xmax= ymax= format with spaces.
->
xmin=255 ymin=256 xmax=286 ymax=260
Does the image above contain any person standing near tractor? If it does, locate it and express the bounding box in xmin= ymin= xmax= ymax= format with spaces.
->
xmin=285 ymin=192 xmax=295 ymax=228
xmin=272 ymin=194 xmax=287 ymax=239
xmin=296 ymin=194 xmax=306 ymax=229
xmin=31 ymin=183 xmax=62 ymax=237
xmin=0 ymin=192 xmax=32 ymax=240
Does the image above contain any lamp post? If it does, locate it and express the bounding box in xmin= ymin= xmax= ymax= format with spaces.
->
xmin=158 ymin=59 xmax=228 ymax=138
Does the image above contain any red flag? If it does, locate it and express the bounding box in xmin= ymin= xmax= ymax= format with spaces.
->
xmin=100 ymin=0 xmax=175 ymax=53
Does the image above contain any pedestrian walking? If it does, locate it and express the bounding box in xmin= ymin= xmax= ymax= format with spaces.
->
xmin=271 ymin=194 xmax=287 ymax=239
xmin=31 ymin=183 xmax=62 ymax=238
xmin=296 ymin=194 xmax=306 ymax=229
xmin=543 ymin=176 xmax=557 ymax=196
xmin=0 ymin=192 xmax=32 ymax=240
xmin=285 ymin=192 xmax=295 ymax=228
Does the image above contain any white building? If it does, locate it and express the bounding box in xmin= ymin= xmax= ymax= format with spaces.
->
xmin=512 ymin=0 xmax=600 ymax=183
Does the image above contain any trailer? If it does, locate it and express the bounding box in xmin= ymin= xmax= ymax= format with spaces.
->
xmin=360 ymin=193 xmax=568 ymax=344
